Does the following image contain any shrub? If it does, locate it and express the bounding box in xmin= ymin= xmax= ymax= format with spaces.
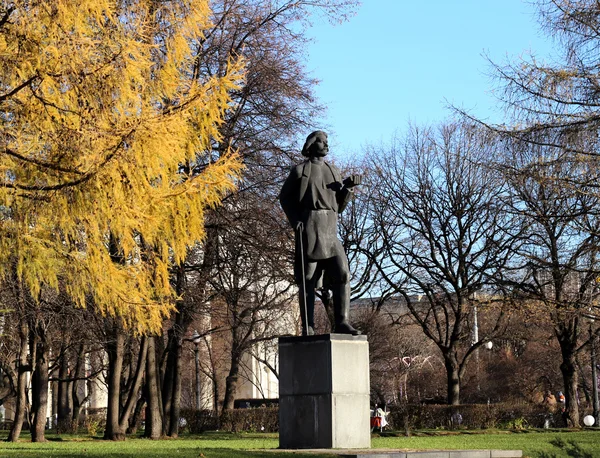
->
xmin=183 ymin=402 xmax=561 ymax=433
xmin=387 ymin=402 xmax=551 ymax=430
xmin=179 ymin=409 xmax=219 ymax=433
xmin=220 ymin=407 xmax=279 ymax=433
xmin=84 ymin=414 xmax=105 ymax=437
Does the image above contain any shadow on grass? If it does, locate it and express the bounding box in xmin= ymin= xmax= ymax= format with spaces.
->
xmin=535 ymin=437 xmax=594 ymax=458
xmin=0 ymin=448 xmax=331 ymax=458
xmin=203 ymin=450 xmax=331 ymax=458
xmin=198 ymin=431 xmax=279 ymax=440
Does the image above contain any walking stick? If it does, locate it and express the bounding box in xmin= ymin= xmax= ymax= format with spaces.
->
xmin=296 ymin=222 xmax=310 ymax=335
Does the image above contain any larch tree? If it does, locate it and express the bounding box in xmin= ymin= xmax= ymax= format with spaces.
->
xmin=459 ymin=0 xmax=600 ymax=424
xmin=484 ymin=0 xmax=600 ymax=145
xmin=1 ymin=0 xmax=243 ymax=441
xmin=0 ymin=0 xmax=243 ymax=331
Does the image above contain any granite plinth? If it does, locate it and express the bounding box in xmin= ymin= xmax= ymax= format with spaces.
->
xmin=279 ymin=334 xmax=370 ymax=449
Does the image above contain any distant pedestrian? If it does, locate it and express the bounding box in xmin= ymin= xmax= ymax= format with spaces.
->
xmin=376 ymin=405 xmax=389 ymax=429
xmin=557 ymin=391 xmax=569 ymax=427
xmin=371 ymin=403 xmax=387 ymax=431
xmin=543 ymin=390 xmax=557 ymax=413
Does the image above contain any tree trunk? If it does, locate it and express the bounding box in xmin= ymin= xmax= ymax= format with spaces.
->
xmin=117 ymin=336 xmax=148 ymax=433
xmin=208 ymin=348 xmax=220 ymax=416
xmin=8 ymin=320 xmax=29 ymax=442
xmin=57 ymin=343 xmax=71 ymax=432
xmin=104 ymin=326 xmax=126 ymax=440
xmin=222 ymin=353 xmax=241 ymax=412
xmin=167 ymin=337 xmax=183 ymax=437
xmin=444 ymin=354 xmax=461 ymax=406
xmin=71 ymin=344 xmax=87 ymax=428
xmin=161 ymin=266 xmax=189 ymax=437
xmin=126 ymin=390 xmax=146 ymax=435
xmin=558 ymin=335 xmax=580 ymax=427
xmin=209 ymin=369 xmax=220 ymax=425
xmin=161 ymin=329 xmax=176 ymax=435
xmin=561 ymin=358 xmax=579 ymax=426
xmin=30 ymin=325 xmax=49 ymax=442
xmin=145 ymin=336 xmax=163 ymax=439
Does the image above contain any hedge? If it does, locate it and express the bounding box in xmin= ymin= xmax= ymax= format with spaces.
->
xmin=180 ymin=402 xmax=574 ymax=434
xmin=387 ymin=403 xmax=566 ymax=430
xmin=220 ymin=407 xmax=279 ymax=433
xmin=180 ymin=407 xmax=279 ymax=433
xmin=179 ymin=409 xmax=219 ymax=433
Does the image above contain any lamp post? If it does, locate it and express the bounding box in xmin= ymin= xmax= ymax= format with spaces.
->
xmin=191 ymin=330 xmax=202 ymax=411
xmin=590 ymin=323 xmax=599 ymax=426
xmin=473 ymin=304 xmax=480 ymax=391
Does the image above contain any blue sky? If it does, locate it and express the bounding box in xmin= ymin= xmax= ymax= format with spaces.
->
xmin=304 ymin=0 xmax=555 ymax=158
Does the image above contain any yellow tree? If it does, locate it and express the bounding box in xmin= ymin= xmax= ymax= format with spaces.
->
xmin=0 ymin=0 xmax=243 ymax=440
xmin=0 ymin=0 xmax=242 ymax=328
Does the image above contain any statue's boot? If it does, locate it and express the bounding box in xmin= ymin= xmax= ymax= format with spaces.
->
xmin=301 ymin=321 xmax=315 ymax=336
xmin=332 ymin=283 xmax=361 ymax=335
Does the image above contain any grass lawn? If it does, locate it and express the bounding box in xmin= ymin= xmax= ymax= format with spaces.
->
xmin=0 ymin=431 xmax=319 ymax=458
xmin=0 ymin=429 xmax=598 ymax=457
xmin=373 ymin=429 xmax=600 ymax=457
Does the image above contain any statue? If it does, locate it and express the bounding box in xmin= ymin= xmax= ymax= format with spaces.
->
xmin=279 ymin=131 xmax=361 ymax=336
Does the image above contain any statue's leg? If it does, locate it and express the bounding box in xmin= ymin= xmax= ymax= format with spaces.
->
xmin=299 ymin=261 xmax=318 ymax=335
xmin=328 ymin=255 xmax=360 ymax=335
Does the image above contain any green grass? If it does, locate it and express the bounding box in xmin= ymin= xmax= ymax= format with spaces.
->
xmin=0 ymin=431 xmax=325 ymax=458
xmin=0 ymin=429 xmax=599 ymax=457
xmin=373 ymin=429 xmax=600 ymax=457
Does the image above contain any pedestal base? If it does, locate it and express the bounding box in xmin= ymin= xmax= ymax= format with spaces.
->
xmin=278 ymin=334 xmax=370 ymax=449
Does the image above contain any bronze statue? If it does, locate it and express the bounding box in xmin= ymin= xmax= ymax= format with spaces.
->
xmin=279 ymin=131 xmax=361 ymax=336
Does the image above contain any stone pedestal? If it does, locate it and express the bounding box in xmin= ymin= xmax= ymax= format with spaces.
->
xmin=278 ymin=334 xmax=370 ymax=449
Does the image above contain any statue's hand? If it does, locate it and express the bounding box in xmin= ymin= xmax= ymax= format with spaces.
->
xmin=343 ymin=174 xmax=363 ymax=188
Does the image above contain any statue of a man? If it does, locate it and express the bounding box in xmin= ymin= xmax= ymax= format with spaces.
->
xmin=279 ymin=131 xmax=361 ymax=336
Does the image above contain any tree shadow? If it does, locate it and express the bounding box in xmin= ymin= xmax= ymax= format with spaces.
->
xmin=536 ymin=437 xmax=593 ymax=458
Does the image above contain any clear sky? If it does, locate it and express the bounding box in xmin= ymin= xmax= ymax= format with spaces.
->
xmin=304 ymin=0 xmax=556 ymax=158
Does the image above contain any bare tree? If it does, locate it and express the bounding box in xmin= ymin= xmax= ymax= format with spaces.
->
xmin=157 ymin=0 xmax=359 ymax=427
xmin=1 ymin=279 xmax=105 ymax=442
xmin=353 ymin=305 xmax=442 ymax=405
xmin=495 ymin=132 xmax=600 ymax=426
xmin=338 ymin=161 xmax=395 ymax=313
xmin=209 ymin=193 xmax=296 ymax=413
xmin=366 ymin=122 xmax=516 ymax=405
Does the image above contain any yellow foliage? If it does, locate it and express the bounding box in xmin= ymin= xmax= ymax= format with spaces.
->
xmin=0 ymin=1 xmax=244 ymax=333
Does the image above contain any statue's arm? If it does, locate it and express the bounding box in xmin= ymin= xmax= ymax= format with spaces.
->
xmin=279 ymin=167 xmax=302 ymax=229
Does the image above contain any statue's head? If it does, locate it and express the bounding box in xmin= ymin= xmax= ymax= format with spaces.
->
xmin=301 ymin=130 xmax=328 ymax=158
